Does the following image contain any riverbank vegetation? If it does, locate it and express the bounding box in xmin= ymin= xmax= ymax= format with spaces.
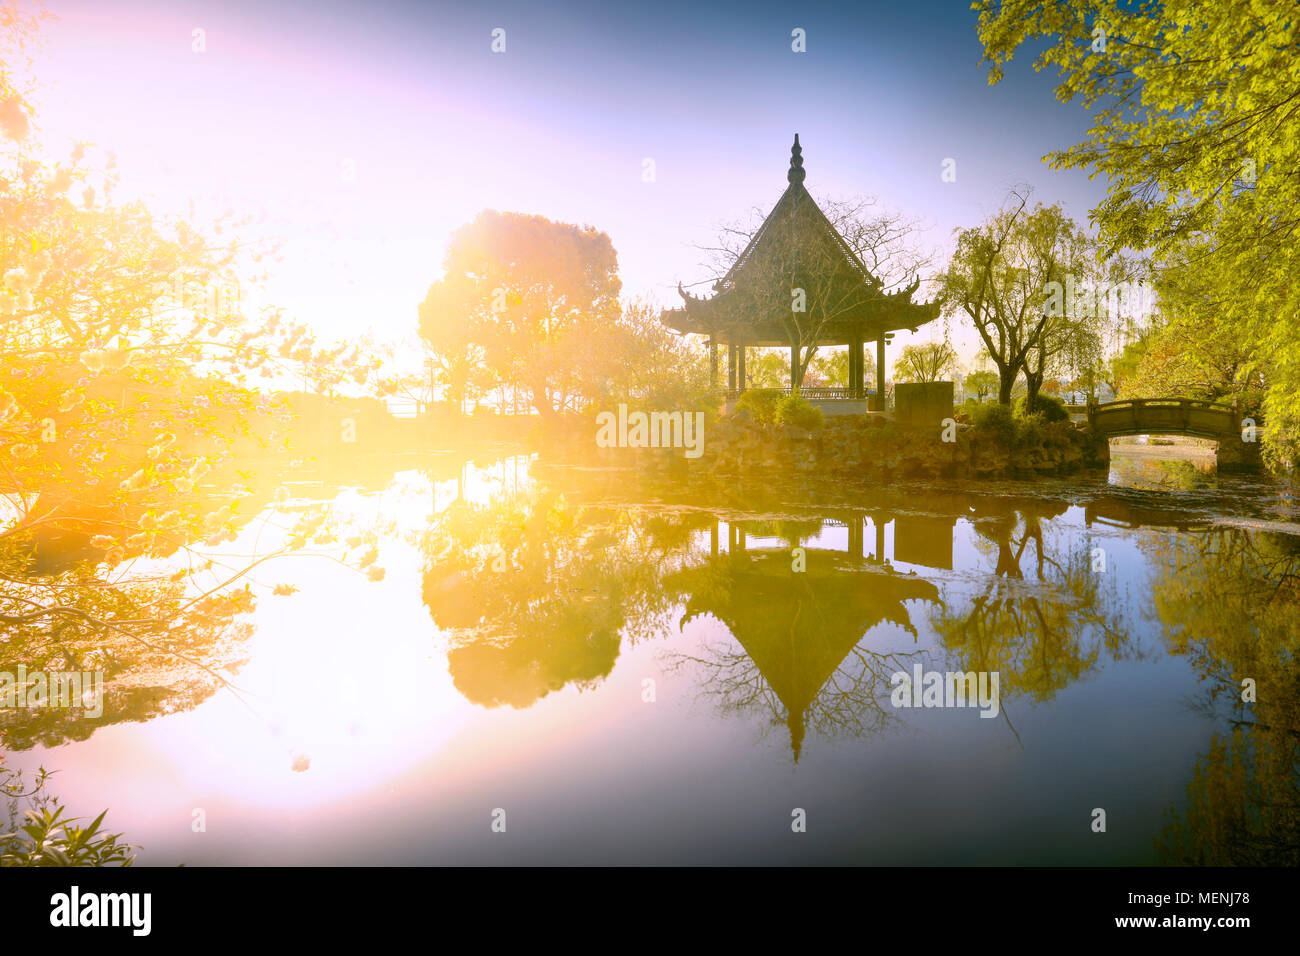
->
xmin=974 ymin=0 xmax=1298 ymax=468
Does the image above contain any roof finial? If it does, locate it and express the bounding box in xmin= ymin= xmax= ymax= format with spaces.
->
xmin=788 ymin=133 xmax=805 ymax=184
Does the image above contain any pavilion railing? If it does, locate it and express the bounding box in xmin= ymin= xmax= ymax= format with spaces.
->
xmin=723 ymin=386 xmax=873 ymax=401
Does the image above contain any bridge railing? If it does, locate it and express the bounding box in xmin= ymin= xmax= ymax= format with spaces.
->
xmin=1084 ymin=396 xmax=1255 ymax=440
xmin=1088 ymin=397 xmax=1239 ymax=414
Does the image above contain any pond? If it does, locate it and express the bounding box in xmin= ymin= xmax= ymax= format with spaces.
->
xmin=4 ymin=445 xmax=1298 ymax=865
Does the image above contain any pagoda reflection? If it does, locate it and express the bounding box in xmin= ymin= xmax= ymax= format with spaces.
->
xmin=421 ymin=489 xmax=956 ymax=758
xmin=666 ymin=511 xmax=951 ymax=759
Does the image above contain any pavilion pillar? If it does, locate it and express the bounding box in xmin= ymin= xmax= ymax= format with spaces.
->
xmin=709 ymin=333 xmax=717 ymax=387
xmin=727 ymin=337 xmax=737 ymax=392
xmin=848 ymin=515 xmax=863 ymax=560
xmin=850 ymin=333 xmax=862 ymax=398
xmin=874 ymin=333 xmax=886 ymax=411
xmin=859 ymin=337 xmax=867 ymax=397
xmin=847 ymin=338 xmax=856 ymax=396
xmin=738 ymin=336 xmax=747 ymax=391
xmin=859 ymin=338 xmax=867 ymax=397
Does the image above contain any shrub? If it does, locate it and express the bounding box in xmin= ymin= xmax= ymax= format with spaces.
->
xmin=733 ymin=388 xmax=783 ymax=425
xmin=775 ymin=394 xmax=824 ymax=431
xmin=1014 ymin=411 xmax=1046 ymax=447
xmin=1014 ymin=393 xmax=1069 ymax=422
xmin=969 ymin=400 xmax=1015 ymax=441
xmin=1 ymin=767 xmax=137 ymax=867
xmin=954 ymin=398 xmax=983 ymax=424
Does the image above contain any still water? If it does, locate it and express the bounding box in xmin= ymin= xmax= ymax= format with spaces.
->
xmin=5 ymin=447 xmax=1298 ymax=865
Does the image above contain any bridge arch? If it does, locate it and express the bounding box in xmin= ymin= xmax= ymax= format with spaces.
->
xmin=1086 ymin=399 xmax=1261 ymax=472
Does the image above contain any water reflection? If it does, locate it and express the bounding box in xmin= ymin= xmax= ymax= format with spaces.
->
xmin=932 ymin=494 xmax=1132 ymax=707
xmin=0 ymin=449 xmax=499 ymax=749
xmin=1108 ymin=445 xmax=1218 ymax=491
xmin=4 ymin=450 xmax=1298 ymax=864
xmin=1149 ymin=527 xmax=1300 ymax=864
xmin=663 ymin=516 xmax=941 ymax=760
xmin=420 ymin=487 xmax=687 ymax=708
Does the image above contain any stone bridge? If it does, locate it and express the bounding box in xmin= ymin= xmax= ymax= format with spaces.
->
xmin=1085 ymin=398 xmax=1261 ymax=471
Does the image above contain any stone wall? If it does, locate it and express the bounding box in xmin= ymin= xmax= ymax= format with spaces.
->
xmin=696 ymin=413 xmax=1110 ymax=481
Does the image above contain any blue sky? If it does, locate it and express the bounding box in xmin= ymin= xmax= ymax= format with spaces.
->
xmin=31 ymin=0 xmax=1105 ymax=362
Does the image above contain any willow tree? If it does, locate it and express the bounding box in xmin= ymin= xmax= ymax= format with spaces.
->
xmin=936 ymin=193 xmax=1091 ymax=404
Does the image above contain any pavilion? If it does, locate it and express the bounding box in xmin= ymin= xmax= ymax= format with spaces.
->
xmin=661 ymin=135 xmax=941 ymax=410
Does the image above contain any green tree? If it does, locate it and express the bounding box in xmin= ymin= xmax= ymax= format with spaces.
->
xmin=965 ymin=369 xmax=999 ymax=402
xmin=936 ymin=193 xmax=1090 ymax=404
xmin=739 ymin=349 xmax=794 ymax=389
xmin=807 ymin=348 xmax=848 ymax=387
xmin=974 ymin=0 xmax=1300 ymax=462
xmin=417 ymin=211 xmax=622 ymax=420
xmin=1119 ymin=244 xmax=1266 ymax=404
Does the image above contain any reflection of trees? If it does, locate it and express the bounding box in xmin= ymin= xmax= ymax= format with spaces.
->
xmin=0 ymin=458 xmax=404 ymax=750
xmin=422 ymin=468 xmax=963 ymax=759
xmin=663 ymin=539 xmax=938 ymax=760
xmin=0 ymin=538 xmax=256 ymax=749
xmin=1149 ymin=529 xmax=1300 ymax=864
xmin=1106 ymin=452 xmax=1217 ymax=492
xmin=421 ymin=490 xmax=695 ymax=709
xmin=931 ymin=497 xmax=1131 ymax=704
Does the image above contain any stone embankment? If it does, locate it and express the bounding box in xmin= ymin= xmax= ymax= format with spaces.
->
xmin=696 ymin=413 xmax=1110 ymax=480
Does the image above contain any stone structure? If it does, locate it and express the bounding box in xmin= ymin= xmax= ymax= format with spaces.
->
xmin=1087 ymin=398 xmax=1262 ymax=472
xmin=894 ymin=381 xmax=954 ymax=428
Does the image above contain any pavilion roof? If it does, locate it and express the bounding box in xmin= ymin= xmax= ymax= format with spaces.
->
xmin=662 ymin=135 xmax=940 ymax=343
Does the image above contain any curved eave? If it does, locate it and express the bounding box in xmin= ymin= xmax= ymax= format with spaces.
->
xmin=661 ymin=306 xmax=706 ymax=335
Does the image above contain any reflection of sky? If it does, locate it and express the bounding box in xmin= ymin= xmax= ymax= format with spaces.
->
xmin=7 ymin=459 xmax=1228 ymax=865
xmin=31 ymin=0 xmax=1107 ymax=363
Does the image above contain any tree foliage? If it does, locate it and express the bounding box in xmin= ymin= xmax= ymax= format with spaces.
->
xmin=418 ymin=211 xmax=623 ymax=419
xmin=974 ymin=0 xmax=1300 ymax=463
xmin=965 ymin=369 xmax=999 ymax=401
xmin=936 ymin=192 xmax=1095 ymax=403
